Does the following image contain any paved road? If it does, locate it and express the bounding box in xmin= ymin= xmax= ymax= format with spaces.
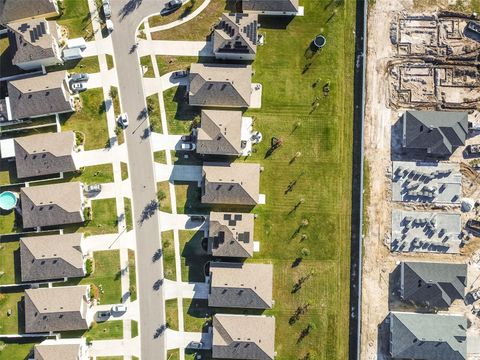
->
xmin=109 ymin=1 xmax=169 ymax=359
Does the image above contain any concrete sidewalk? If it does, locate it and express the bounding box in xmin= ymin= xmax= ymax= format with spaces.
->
xmin=154 ymin=164 xmax=202 ymax=183
xmin=164 ymin=279 xmax=209 ymax=300
xmin=137 ymin=40 xmax=213 ymax=57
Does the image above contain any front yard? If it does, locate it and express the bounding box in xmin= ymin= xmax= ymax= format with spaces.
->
xmin=57 ymin=0 xmax=94 ymax=39
xmin=0 ymin=241 xmax=20 ymax=285
xmin=81 ymin=198 xmax=118 ymax=236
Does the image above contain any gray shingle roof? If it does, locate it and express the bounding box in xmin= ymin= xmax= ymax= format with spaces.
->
xmin=208 ymin=211 xmax=254 ymax=257
xmin=400 ymin=261 xmax=466 ymax=308
xmin=7 ymin=19 xmax=58 ymax=66
xmin=0 ymin=0 xmax=59 ymax=24
xmin=209 ymin=262 xmax=273 ymax=309
xmin=7 ymin=70 xmax=73 ymax=120
xmin=389 ymin=312 xmax=467 ymax=360
xmin=20 ymin=233 xmax=85 ymax=282
xmin=189 ymin=63 xmax=252 ymax=108
xmin=213 ymin=314 xmax=275 ymax=360
xmin=14 ymin=131 xmax=77 ymax=179
xmin=20 ymin=182 xmax=84 ymax=229
xmin=402 ymin=111 xmax=468 ymax=156
xmin=242 ymin=0 xmax=299 ymax=13
xmin=34 ymin=339 xmax=84 ymax=360
xmin=201 ymin=162 xmax=260 ymax=205
xmin=196 ymin=110 xmax=244 ymax=155
xmin=214 ymin=13 xmax=258 ymax=56
xmin=25 ymin=285 xmax=90 ymax=333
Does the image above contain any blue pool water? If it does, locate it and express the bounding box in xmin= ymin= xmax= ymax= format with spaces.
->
xmin=0 ymin=191 xmax=17 ymax=210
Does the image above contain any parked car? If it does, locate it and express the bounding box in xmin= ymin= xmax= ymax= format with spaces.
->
xmin=111 ymin=304 xmax=127 ymax=313
xmin=87 ymin=184 xmax=102 ymax=193
xmin=181 ymin=142 xmax=196 ymax=151
xmin=190 ymin=215 xmax=205 ymax=222
xmin=471 ymin=289 xmax=480 ymax=302
xmin=70 ymin=73 xmax=89 ymax=82
xmin=181 ymin=134 xmax=192 ymax=142
xmin=467 ymin=144 xmax=480 ymax=155
xmin=118 ymin=113 xmax=129 ymax=128
xmin=189 ymin=341 xmax=203 ymax=349
xmin=106 ymin=19 xmax=114 ymax=33
xmin=161 ymin=0 xmax=182 ymax=15
xmin=70 ymin=81 xmax=87 ymax=93
xmin=103 ymin=0 xmax=112 ymax=18
xmin=466 ymin=219 xmax=480 ymax=236
xmin=171 ymin=70 xmax=188 ymax=79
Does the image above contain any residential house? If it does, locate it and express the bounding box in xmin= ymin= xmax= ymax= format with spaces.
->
xmin=207 ymin=211 xmax=255 ymax=258
xmin=34 ymin=338 xmax=88 ymax=360
xmin=20 ymin=233 xmax=86 ymax=282
xmin=7 ymin=18 xmax=63 ymax=70
xmin=209 ymin=262 xmax=273 ymax=309
xmin=401 ymin=110 xmax=468 ymax=157
xmin=14 ymin=131 xmax=78 ymax=179
xmin=24 ymin=285 xmax=92 ymax=333
xmin=212 ymin=314 xmax=275 ymax=360
xmin=389 ymin=312 xmax=467 ymax=360
xmin=399 ymin=261 xmax=467 ymax=308
xmin=6 ymin=70 xmax=74 ymax=121
xmin=242 ymin=0 xmax=299 ymax=16
xmin=0 ymin=0 xmax=59 ymax=24
xmin=195 ymin=109 xmax=252 ymax=156
xmin=201 ymin=162 xmax=260 ymax=205
xmin=20 ymin=182 xmax=85 ymax=229
xmin=188 ymin=63 xmax=252 ymax=108
xmin=213 ymin=13 xmax=259 ymax=60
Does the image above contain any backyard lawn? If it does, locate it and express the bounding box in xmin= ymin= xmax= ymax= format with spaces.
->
xmin=60 ymin=89 xmax=109 ymax=151
xmin=0 ymin=211 xmax=18 ymax=235
xmin=57 ymin=0 xmax=94 ymax=39
xmin=0 ymin=241 xmax=20 ymax=285
xmin=35 ymin=164 xmax=114 ymax=186
xmin=0 ymin=292 xmax=23 ymax=334
xmin=0 ymin=340 xmax=37 ymax=360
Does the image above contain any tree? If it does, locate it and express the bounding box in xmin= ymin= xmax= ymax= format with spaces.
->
xmin=109 ymin=87 xmax=118 ymax=99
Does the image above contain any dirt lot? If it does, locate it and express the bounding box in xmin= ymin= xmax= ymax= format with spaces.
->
xmin=362 ymin=0 xmax=480 ymax=359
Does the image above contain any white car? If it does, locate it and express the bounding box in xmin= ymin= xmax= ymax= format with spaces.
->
xmin=117 ymin=113 xmax=129 ymax=128
xmin=102 ymin=0 xmax=112 ymax=18
xmin=106 ymin=19 xmax=114 ymax=33
xmin=111 ymin=304 xmax=127 ymax=313
xmin=71 ymin=81 xmax=87 ymax=92
xmin=471 ymin=289 xmax=480 ymax=302
xmin=181 ymin=143 xmax=196 ymax=151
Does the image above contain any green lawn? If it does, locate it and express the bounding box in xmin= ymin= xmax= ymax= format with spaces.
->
xmin=121 ymin=162 xmax=129 ymax=181
xmin=163 ymin=87 xmax=199 ymax=135
xmin=140 ymin=56 xmax=155 ymax=77
xmin=128 ymin=249 xmax=137 ymax=301
xmin=147 ymin=95 xmax=163 ymax=133
xmin=60 ymin=89 xmax=109 ymax=151
xmin=0 ymin=340 xmax=36 ymax=360
xmin=82 ymin=198 xmax=118 ymax=236
xmin=161 ymin=231 xmax=176 ymax=280
xmin=0 ymin=292 xmax=23 ymax=334
xmin=63 ymin=320 xmax=123 ymax=340
xmin=0 ymin=241 xmax=20 ymax=285
xmin=131 ymin=320 xmax=138 ymax=338
xmin=57 ymin=0 xmax=94 ymax=39
xmin=106 ymin=54 xmax=115 ymax=70
xmin=156 ymin=55 xmax=215 ymax=75
xmin=183 ymin=299 xmax=210 ymax=333
xmin=124 ymin=198 xmax=133 ymax=232
xmin=174 ymin=182 xmax=202 ymax=214
xmin=151 ymin=0 xmax=228 ymax=40
xmin=0 ymin=211 xmax=18 ymax=235
xmin=167 ymin=349 xmax=180 ymax=360
xmin=56 ymin=250 xmax=121 ymax=305
xmin=154 ymin=151 xmax=166 ymax=164
xmin=34 ymin=164 xmax=114 ymax=186
xmin=149 ymin=0 xmax=205 ymax=27
xmin=166 ymin=299 xmax=179 ymax=330
xmin=157 ymin=182 xmax=172 ymax=212
xmin=179 ymin=231 xmax=209 ymax=283
xmin=46 ymin=56 xmax=100 ymax=74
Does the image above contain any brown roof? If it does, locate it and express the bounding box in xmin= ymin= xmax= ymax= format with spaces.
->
xmin=14 ymin=131 xmax=77 ymax=179
xmin=202 ymin=162 xmax=260 ymax=205
xmin=7 ymin=19 xmax=58 ymax=66
xmin=196 ymin=110 xmax=244 ymax=155
xmin=214 ymin=13 xmax=258 ymax=56
xmin=20 ymin=233 xmax=85 ymax=282
xmin=7 ymin=70 xmax=73 ymax=119
xmin=209 ymin=262 xmax=273 ymax=309
xmin=20 ymin=182 xmax=84 ymax=229
xmin=24 ymin=285 xmax=90 ymax=333
xmin=208 ymin=211 xmax=254 ymax=257
xmin=0 ymin=0 xmax=59 ymax=24
xmin=242 ymin=0 xmax=299 ymax=13
xmin=212 ymin=314 xmax=275 ymax=360
xmin=34 ymin=339 xmax=85 ymax=360
xmin=189 ymin=63 xmax=252 ymax=108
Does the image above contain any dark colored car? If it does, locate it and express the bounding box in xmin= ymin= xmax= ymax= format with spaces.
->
xmin=172 ymin=70 xmax=188 ymax=78
xmin=70 ymin=73 xmax=89 ymax=82
xmin=161 ymin=0 xmax=182 ymax=15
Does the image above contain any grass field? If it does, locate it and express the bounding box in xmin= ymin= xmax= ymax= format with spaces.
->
xmin=0 ymin=211 xmax=17 ymax=235
xmin=62 ymin=320 xmax=124 ymax=340
xmin=141 ymin=56 xmax=155 ymax=77
xmin=125 ymin=198 xmax=133 ymax=232
xmin=161 ymin=231 xmax=176 ymax=280
xmin=147 ymin=95 xmax=163 ymax=133
xmin=132 ymin=320 xmax=139 ymax=338
xmin=121 ymin=162 xmax=129 ymax=180
xmin=57 ymin=0 xmax=94 ymax=39
xmin=157 ymin=182 xmax=172 ymax=212
xmin=106 ymin=54 xmax=115 ymax=70
xmin=163 ymin=87 xmax=199 ymax=135
xmin=0 ymin=340 xmax=37 ymax=360
xmin=161 ymin=0 xmax=356 ymax=358
xmin=149 ymin=0 xmax=205 ymax=27
xmin=0 ymin=241 xmax=20 ymax=285
xmin=166 ymin=299 xmax=179 ymax=330
xmin=0 ymin=292 xmax=23 ymax=334
xmin=82 ymin=198 xmax=118 ymax=236
xmin=46 ymin=56 xmax=100 ymax=74
xmin=128 ymin=249 xmax=137 ymax=301
xmin=35 ymin=164 xmax=114 ymax=186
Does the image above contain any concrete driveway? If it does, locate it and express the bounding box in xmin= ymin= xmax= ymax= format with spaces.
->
xmin=151 ymin=133 xmax=183 ymax=152
xmin=165 ymin=329 xmax=212 ymax=350
xmin=154 ymin=164 xmax=202 ymax=183
xmin=137 ymin=39 xmax=213 ymax=57
xmin=83 ymin=231 xmax=135 ymax=253
xmin=159 ymin=212 xmax=206 ymax=231
xmin=163 ymin=279 xmax=209 ymax=300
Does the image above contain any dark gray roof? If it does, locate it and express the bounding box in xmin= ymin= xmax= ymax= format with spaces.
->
xmin=401 ymin=261 xmax=466 ymax=308
xmin=196 ymin=110 xmax=244 ymax=156
xmin=242 ymin=0 xmax=299 ymax=13
xmin=201 ymin=162 xmax=260 ymax=205
xmin=214 ymin=13 xmax=258 ymax=56
xmin=212 ymin=314 xmax=275 ymax=360
xmin=14 ymin=131 xmax=77 ymax=179
xmin=189 ymin=63 xmax=252 ymax=108
xmin=7 ymin=70 xmax=73 ymax=120
xmin=208 ymin=211 xmax=254 ymax=258
xmin=7 ymin=19 xmax=58 ymax=66
xmin=25 ymin=286 xmax=90 ymax=333
xmin=389 ymin=312 xmax=467 ymax=360
xmin=20 ymin=233 xmax=85 ymax=282
xmin=0 ymin=0 xmax=59 ymax=24
xmin=402 ymin=111 xmax=468 ymax=156
xmin=209 ymin=262 xmax=273 ymax=309
xmin=20 ymin=182 xmax=84 ymax=229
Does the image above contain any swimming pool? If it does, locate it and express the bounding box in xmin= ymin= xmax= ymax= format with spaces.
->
xmin=0 ymin=191 xmax=18 ymax=211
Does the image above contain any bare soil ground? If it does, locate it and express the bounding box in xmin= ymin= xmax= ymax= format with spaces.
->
xmin=362 ymin=1 xmax=480 ymax=359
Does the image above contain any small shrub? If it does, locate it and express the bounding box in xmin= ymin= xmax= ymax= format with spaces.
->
xmin=85 ymin=259 xmax=93 ymax=276
xmin=157 ymin=189 xmax=166 ymax=202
